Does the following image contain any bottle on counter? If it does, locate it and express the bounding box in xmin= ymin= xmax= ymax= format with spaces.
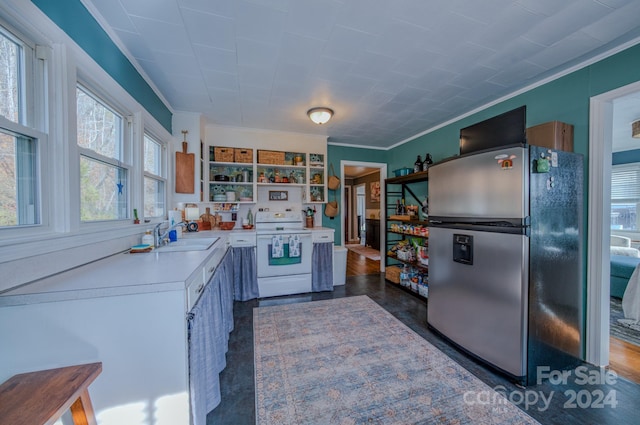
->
xmin=247 ymin=209 xmax=253 ymax=226
xmin=142 ymin=229 xmax=154 ymax=246
xmin=414 ymin=155 xmax=422 ymax=173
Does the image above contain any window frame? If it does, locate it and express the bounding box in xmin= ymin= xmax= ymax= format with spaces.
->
xmin=611 ymin=163 xmax=640 ymax=232
xmin=142 ymin=131 xmax=167 ymax=219
xmin=75 ymin=82 xmax=132 ymax=224
xmin=0 ymin=19 xmax=49 ymax=237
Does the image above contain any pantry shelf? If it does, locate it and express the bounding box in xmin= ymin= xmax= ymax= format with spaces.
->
xmin=384 ymin=170 xmax=429 ymax=300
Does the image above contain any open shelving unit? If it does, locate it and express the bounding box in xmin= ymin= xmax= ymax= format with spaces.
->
xmin=384 ymin=170 xmax=429 ymax=300
xmin=206 ymin=147 xmax=327 ymax=205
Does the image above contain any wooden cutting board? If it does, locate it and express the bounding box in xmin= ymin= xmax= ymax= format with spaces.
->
xmin=175 ymin=141 xmax=194 ymax=193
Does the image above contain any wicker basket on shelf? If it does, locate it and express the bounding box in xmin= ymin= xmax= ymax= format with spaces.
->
xmin=258 ymin=150 xmax=285 ymax=165
xmin=385 ymin=265 xmax=401 ymax=284
xmin=234 ymin=148 xmax=253 ymax=163
xmin=214 ymin=147 xmax=234 ymax=162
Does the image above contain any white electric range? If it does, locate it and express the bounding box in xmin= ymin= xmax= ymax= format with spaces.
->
xmin=254 ymin=211 xmax=313 ymax=297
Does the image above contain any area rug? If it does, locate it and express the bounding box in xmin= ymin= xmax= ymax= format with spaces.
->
xmin=345 ymin=244 xmax=381 ymax=261
xmin=254 ymin=296 xmax=540 ymax=424
xmin=610 ymin=297 xmax=640 ymax=346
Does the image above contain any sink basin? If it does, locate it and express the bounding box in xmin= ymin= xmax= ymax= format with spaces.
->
xmin=154 ymin=237 xmax=219 ymax=252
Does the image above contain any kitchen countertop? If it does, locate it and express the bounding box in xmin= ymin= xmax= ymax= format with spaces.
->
xmin=0 ymin=231 xmax=231 ymax=307
xmin=0 ymin=226 xmax=333 ymax=307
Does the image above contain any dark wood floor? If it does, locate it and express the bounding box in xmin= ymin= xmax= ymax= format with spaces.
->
xmin=210 ymin=275 xmax=640 ymax=425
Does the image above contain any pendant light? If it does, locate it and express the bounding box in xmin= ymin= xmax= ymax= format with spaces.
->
xmin=307 ymin=107 xmax=333 ymax=125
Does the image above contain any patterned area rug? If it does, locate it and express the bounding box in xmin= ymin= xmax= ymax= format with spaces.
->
xmin=254 ymin=296 xmax=540 ymax=424
xmin=610 ymin=297 xmax=640 ymax=346
xmin=345 ymin=244 xmax=381 ymax=261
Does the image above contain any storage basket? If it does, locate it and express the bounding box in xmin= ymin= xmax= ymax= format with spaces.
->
xmin=234 ymin=148 xmax=253 ymax=163
xmin=258 ymin=150 xmax=285 ymax=165
xmin=328 ymin=164 xmax=340 ymax=190
xmin=214 ymin=147 xmax=234 ymax=162
xmin=324 ymin=200 xmax=338 ymax=217
xmin=385 ymin=265 xmax=401 ymax=284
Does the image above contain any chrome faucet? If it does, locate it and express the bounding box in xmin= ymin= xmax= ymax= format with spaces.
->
xmin=154 ymin=221 xmax=187 ymax=248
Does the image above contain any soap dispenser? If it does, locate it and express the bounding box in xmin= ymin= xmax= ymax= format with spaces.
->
xmin=142 ymin=229 xmax=154 ymax=246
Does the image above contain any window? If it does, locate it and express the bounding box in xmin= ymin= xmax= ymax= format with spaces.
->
xmin=611 ymin=164 xmax=640 ymax=231
xmin=76 ymin=85 xmax=128 ymax=221
xmin=0 ymin=26 xmax=41 ymax=228
xmin=143 ymin=133 xmax=165 ymax=218
xmin=0 ymin=30 xmax=21 ymax=123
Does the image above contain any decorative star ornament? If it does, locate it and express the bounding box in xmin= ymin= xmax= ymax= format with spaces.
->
xmin=117 ymin=181 xmax=124 ymax=194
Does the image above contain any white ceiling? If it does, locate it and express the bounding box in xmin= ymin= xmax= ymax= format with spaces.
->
xmin=344 ymin=165 xmax=379 ymax=179
xmin=83 ymin=0 xmax=640 ymax=149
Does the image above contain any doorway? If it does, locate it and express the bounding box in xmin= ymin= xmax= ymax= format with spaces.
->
xmin=588 ymin=80 xmax=640 ymax=382
xmin=341 ymin=160 xmax=387 ymax=277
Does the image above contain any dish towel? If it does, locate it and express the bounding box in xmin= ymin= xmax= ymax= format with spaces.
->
xmin=271 ymin=235 xmax=284 ymax=258
xmin=289 ymin=234 xmax=301 ymax=258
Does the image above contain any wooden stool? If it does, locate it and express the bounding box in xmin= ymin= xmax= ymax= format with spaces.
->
xmin=0 ymin=362 xmax=102 ymax=425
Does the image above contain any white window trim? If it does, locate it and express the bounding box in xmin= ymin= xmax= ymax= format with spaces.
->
xmin=0 ymin=18 xmax=51 ymax=239
xmin=142 ymin=132 xmax=168 ymax=219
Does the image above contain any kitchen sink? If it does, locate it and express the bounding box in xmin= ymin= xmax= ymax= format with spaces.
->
xmin=154 ymin=237 xmax=219 ymax=252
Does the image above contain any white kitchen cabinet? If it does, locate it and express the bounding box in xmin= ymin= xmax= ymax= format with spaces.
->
xmin=0 ymin=238 xmax=233 ymax=425
xmin=0 ymin=290 xmax=190 ymax=425
xmin=206 ymin=146 xmax=327 ymax=206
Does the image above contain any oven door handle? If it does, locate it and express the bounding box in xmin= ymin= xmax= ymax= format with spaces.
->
xmin=257 ymin=234 xmax=312 ymax=241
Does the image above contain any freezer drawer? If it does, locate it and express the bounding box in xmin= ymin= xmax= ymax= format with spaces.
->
xmin=427 ymin=226 xmax=529 ymax=378
xmin=429 ymin=146 xmax=528 ymax=220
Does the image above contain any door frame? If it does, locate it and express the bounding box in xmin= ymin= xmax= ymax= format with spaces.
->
xmin=344 ymin=185 xmax=352 ymax=242
xmin=587 ymin=79 xmax=640 ymax=367
xmin=355 ymin=182 xmax=366 ymax=243
xmin=340 ymin=160 xmax=387 ymax=270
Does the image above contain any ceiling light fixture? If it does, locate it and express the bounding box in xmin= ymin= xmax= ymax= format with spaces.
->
xmin=633 ymin=120 xmax=640 ymax=139
xmin=307 ymin=107 xmax=333 ymax=125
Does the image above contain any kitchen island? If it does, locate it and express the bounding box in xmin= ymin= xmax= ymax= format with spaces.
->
xmin=0 ymin=230 xmax=234 ymax=425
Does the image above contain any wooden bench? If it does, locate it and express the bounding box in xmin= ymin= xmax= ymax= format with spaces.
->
xmin=0 ymin=362 xmax=102 ymax=425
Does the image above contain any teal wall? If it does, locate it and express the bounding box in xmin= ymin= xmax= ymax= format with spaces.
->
xmin=32 ymin=0 xmax=172 ymax=132
xmin=324 ymin=145 xmax=388 ymax=244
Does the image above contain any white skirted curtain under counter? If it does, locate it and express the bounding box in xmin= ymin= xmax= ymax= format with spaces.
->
xmin=312 ymin=242 xmax=334 ymax=292
xmin=232 ymin=246 xmax=259 ymax=301
xmin=188 ymin=251 xmax=234 ymax=425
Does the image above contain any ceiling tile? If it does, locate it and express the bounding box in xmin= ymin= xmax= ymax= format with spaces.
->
xmin=581 ymin=2 xmax=640 ymax=43
xmin=122 ymin=0 xmax=183 ymax=25
xmin=236 ymin=38 xmax=280 ymax=69
xmin=523 ymin=0 xmax=611 ymax=47
xmin=234 ymin=0 xmax=287 ymax=45
xmin=129 ymin=16 xmax=193 ymax=55
xmin=203 ymin=70 xmax=238 ymax=91
xmin=285 ymin=0 xmax=339 ymax=40
xmin=181 ymin=9 xmax=235 ymax=50
xmin=179 ymin=0 xmax=235 ymax=18
xmin=322 ymin=25 xmax=372 ymax=63
xmin=193 ymin=45 xmax=237 ymax=74
xmin=527 ymin=31 xmax=601 ymax=70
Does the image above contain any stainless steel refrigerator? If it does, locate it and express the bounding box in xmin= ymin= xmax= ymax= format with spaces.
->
xmin=427 ymin=145 xmax=583 ymax=384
